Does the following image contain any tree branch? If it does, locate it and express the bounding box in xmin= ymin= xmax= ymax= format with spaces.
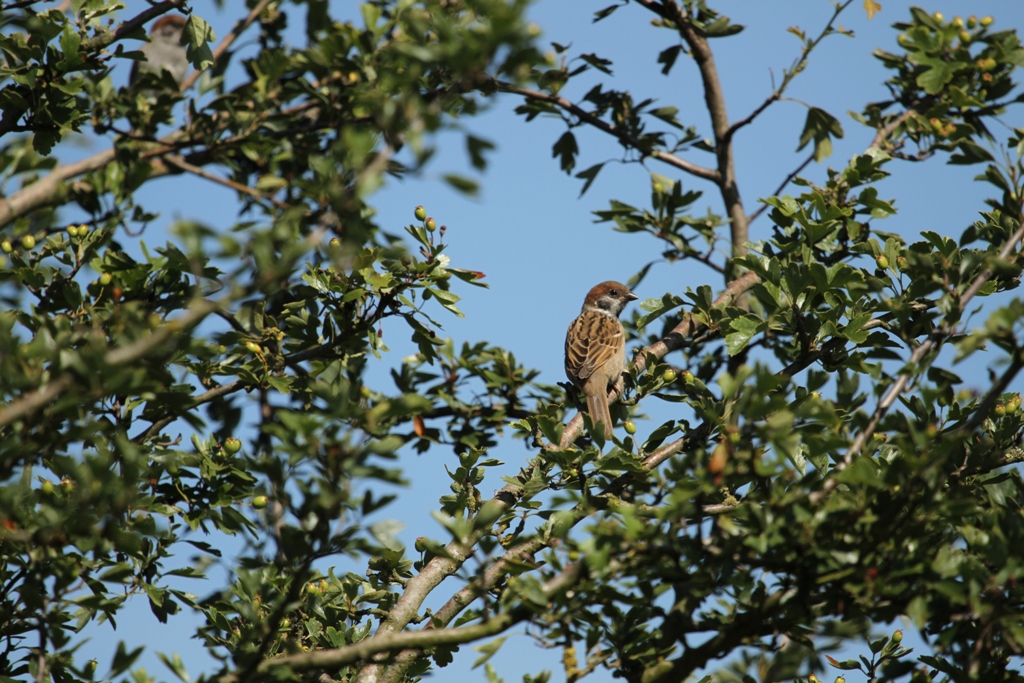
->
xmin=723 ymin=0 xmax=855 ymax=144
xmin=633 ymin=0 xmax=748 ymax=269
xmin=351 ymin=272 xmax=758 ymax=682
xmin=0 ymin=1 xmax=272 ymax=228
xmin=494 ymin=82 xmax=720 ymax=183
xmin=252 ymin=561 xmax=582 ymax=683
xmin=748 ymin=152 xmax=814 ymax=223
xmin=810 ymin=220 xmax=1024 ymax=504
xmin=0 ymin=298 xmax=220 ymax=428
xmin=162 ymin=155 xmax=290 ymax=209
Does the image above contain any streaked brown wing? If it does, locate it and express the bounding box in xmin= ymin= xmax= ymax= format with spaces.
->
xmin=565 ymin=310 xmax=622 ymax=382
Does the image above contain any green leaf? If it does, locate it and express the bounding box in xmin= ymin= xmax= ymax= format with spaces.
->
xmin=553 ymin=131 xmax=578 ymax=172
xmin=579 ymin=53 xmax=613 ymax=75
xmin=725 ymin=315 xmax=764 ymax=356
xmin=575 ymin=162 xmax=604 ymax=197
xmin=443 ymin=174 xmax=479 ymax=196
xmin=916 ymin=61 xmax=954 ymax=94
xmin=593 ymin=4 xmax=621 ymax=22
xmin=156 ymin=652 xmax=190 ymax=683
xmin=797 ymin=107 xmax=844 ymax=161
xmin=657 ymin=45 xmax=682 ymax=75
xmin=182 ymin=16 xmax=216 ymax=71
xmin=466 ymin=135 xmax=495 ymax=171
xmin=472 ymin=636 xmax=508 ymax=669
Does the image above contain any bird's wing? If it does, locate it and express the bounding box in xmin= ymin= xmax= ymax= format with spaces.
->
xmin=565 ymin=311 xmax=622 ymax=382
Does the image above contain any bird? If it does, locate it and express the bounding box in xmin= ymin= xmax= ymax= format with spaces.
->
xmin=129 ymin=15 xmax=189 ymax=89
xmin=564 ymin=281 xmax=638 ymax=440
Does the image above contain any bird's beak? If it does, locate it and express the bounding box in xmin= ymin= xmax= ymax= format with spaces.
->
xmin=626 ymin=291 xmax=639 ymax=302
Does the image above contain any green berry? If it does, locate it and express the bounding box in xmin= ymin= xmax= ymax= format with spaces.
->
xmin=245 ymin=341 xmax=261 ymax=354
xmin=223 ymin=437 xmax=242 ymax=454
xmin=414 ymin=205 xmax=427 ymax=221
xmin=980 ymin=16 xmax=993 ymax=27
xmin=932 ymin=11 xmax=944 ymax=22
xmin=662 ymin=368 xmax=677 ymax=383
xmin=99 ymin=273 xmax=113 ymax=286
xmin=329 ymin=237 xmax=341 ymax=249
xmin=21 ymin=234 xmax=35 ymax=250
xmin=875 ymin=254 xmax=889 ymax=269
xmin=994 ymin=403 xmax=1006 ymax=417
xmin=1 ymin=241 xmax=11 ymax=253
xmin=623 ymin=420 xmax=637 ymax=435
xmin=682 ymin=370 xmax=695 ymax=384
xmin=892 ymin=629 xmax=903 ymax=643
xmin=425 ymin=217 xmax=437 ymax=232
xmin=252 ymin=495 xmax=269 ymax=509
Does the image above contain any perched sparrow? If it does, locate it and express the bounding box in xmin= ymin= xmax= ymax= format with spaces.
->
xmin=564 ymin=281 xmax=638 ymax=439
xmin=129 ymin=15 xmax=189 ymax=88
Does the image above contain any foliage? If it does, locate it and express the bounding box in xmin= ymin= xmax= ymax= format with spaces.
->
xmin=0 ymin=2 xmax=1023 ymax=683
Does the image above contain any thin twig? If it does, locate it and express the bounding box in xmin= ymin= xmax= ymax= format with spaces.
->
xmin=163 ymin=155 xmax=290 ymax=209
xmin=749 ymin=152 xmax=814 ymax=223
xmin=494 ymin=82 xmax=719 ymax=183
xmin=723 ymin=0 xmax=855 ymax=144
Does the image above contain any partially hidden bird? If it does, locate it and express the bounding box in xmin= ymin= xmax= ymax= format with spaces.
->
xmin=564 ymin=281 xmax=638 ymax=439
xmin=129 ymin=15 xmax=189 ymax=89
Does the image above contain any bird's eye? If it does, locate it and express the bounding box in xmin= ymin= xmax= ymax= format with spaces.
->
xmin=609 ymin=289 xmax=618 ymax=296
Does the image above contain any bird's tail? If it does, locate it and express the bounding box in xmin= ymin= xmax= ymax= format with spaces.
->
xmin=585 ymin=392 xmax=614 ymax=440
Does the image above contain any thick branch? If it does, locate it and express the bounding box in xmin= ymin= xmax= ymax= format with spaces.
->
xmin=327 ymin=562 xmax=581 ymax=683
xmin=634 ymin=0 xmax=747 ymax=265
xmin=375 ymin=413 xmax=722 ymax=683
xmin=0 ymin=148 xmax=117 ymax=227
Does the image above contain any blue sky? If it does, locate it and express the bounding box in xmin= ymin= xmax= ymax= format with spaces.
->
xmin=64 ymin=0 xmax=1024 ymax=681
